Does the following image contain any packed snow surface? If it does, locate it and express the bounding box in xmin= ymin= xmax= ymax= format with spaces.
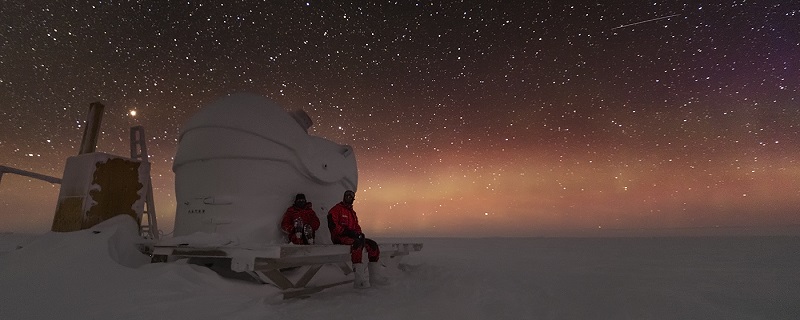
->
xmin=1 ymin=216 xmax=798 ymax=320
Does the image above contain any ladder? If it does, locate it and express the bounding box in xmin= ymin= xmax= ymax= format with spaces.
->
xmin=130 ymin=126 xmax=159 ymax=240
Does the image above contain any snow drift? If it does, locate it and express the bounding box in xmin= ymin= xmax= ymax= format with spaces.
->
xmin=0 ymin=216 xmax=271 ymax=319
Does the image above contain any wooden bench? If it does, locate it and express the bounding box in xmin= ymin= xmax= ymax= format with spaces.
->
xmin=152 ymin=241 xmax=422 ymax=299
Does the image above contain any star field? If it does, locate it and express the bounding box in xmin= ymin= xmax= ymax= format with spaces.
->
xmin=1 ymin=1 xmax=798 ymax=236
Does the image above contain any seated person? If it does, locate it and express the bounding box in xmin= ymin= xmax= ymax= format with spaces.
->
xmin=280 ymin=194 xmax=320 ymax=244
xmin=327 ymin=190 xmax=386 ymax=288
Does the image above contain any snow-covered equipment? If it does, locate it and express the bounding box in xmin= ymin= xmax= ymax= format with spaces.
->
xmin=171 ymin=93 xmax=357 ymax=246
xmin=49 ymin=102 xmax=158 ymax=240
xmin=52 ymin=153 xmax=150 ymax=233
xmin=154 ymin=93 xmax=422 ymax=298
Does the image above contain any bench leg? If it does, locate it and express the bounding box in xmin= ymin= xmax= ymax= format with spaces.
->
xmin=248 ymin=270 xmax=295 ymax=290
xmin=337 ymin=262 xmax=352 ymax=275
xmin=295 ymin=264 xmax=323 ymax=288
xmin=283 ymin=279 xmax=354 ymax=299
xmin=249 ymin=264 xmax=336 ymax=290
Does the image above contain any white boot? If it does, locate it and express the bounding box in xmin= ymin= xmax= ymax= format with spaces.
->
xmin=353 ymin=263 xmax=370 ymax=289
xmin=368 ymin=261 xmax=389 ymax=286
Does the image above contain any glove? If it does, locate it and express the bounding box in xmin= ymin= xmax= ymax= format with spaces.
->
xmin=343 ymin=229 xmax=359 ymax=239
xmin=351 ymin=233 xmax=365 ymax=249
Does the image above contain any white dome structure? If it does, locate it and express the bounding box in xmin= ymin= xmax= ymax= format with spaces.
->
xmin=172 ymin=93 xmax=357 ymax=246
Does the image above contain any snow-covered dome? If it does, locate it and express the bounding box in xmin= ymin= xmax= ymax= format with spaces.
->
xmin=172 ymin=93 xmax=357 ymax=246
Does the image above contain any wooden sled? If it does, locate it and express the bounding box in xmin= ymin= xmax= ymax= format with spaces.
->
xmin=152 ymin=241 xmax=422 ymax=299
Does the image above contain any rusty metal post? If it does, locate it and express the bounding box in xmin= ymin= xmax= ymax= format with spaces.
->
xmin=78 ymin=102 xmax=105 ymax=154
xmin=130 ymin=125 xmax=148 ymax=160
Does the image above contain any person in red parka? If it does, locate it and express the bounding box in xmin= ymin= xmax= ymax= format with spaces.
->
xmin=327 ymin=190 xmax=385 ymax=288
xmin=281 ymin=194 xmax=320 ymax=244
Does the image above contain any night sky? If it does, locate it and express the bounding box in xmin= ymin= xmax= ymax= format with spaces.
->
xmin=1 ymin=1 xmax=798 ymax=236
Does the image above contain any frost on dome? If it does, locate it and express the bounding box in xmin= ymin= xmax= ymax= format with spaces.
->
xmin=171 ymin=93 xmax=357 ymax=247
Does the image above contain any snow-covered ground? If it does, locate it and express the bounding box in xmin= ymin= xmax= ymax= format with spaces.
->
xmin=1 ymin=216 xmax=798 ymax=320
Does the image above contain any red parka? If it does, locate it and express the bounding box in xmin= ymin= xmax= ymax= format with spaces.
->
xmin=280 ymin=202 xmax=320 ymax=244
xmin=327 ymin=202 xmax=362 ymax=243
xmin=328 ymin=201 xmax=380 ymax=263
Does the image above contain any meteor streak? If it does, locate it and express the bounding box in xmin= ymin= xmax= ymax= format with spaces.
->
xmin=611 ymin=13 xmax=681 ymax=30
